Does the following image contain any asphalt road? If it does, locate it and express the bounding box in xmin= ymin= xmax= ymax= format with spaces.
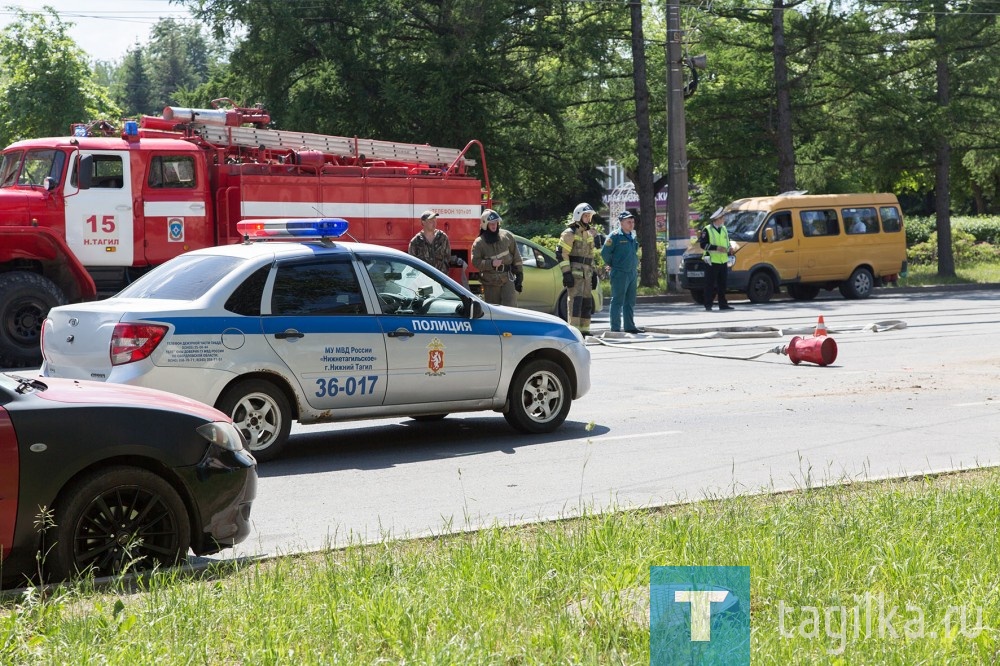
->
xmin=217 ymin=285 xmax=1000 ymax=562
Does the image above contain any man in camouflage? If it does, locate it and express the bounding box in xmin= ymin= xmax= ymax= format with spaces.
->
xmin=408 ymin=210 xmax=467 ymax=282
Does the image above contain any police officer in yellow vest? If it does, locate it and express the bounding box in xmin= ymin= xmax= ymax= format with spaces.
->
xmin=558 ymin=202 xmax=602 ymax=335
xmin=698 ymin=207 xmax=736 ymax=311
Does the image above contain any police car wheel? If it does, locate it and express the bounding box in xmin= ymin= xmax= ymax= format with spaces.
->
xmin=216 ymin=379 xmax=292 ymax=462
xmin=504 ymin=360 xmax=571 ymax=434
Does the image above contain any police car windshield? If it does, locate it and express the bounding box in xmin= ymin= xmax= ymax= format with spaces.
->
xmin=725 ymin=210 xmax=768 ymax=242
xmin=118 ymin=255 xmax=245 ymax=300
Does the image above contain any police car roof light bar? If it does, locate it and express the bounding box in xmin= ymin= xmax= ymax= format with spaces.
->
xmin=237 ymin=218 xmax=350 ymax=241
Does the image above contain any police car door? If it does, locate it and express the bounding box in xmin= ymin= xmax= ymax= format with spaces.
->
xmin=262 ymin=256 xmax=388 ymax=410
xmin=360 ymin=255 xmax=502 ymax=405
xmin=63 ymin=150 xmax=134 ymax=266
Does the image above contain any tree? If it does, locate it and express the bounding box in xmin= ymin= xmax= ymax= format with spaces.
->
xmin=0 ymin=8 xmax=119 ymax=145
xmin=114 ymin=44 xmax=154 ymax=117
xmin=628 ymin=0 xmax=659 ymax=287
xmin=145 ymin=19 xmax=220 ymax=110
xmin=185 ymin=0 xmax=628 ymax=215
xmin=844 ymin=0 xmax=1000 ymax=275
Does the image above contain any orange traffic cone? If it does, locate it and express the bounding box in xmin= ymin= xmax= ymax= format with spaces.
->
xmin=814 ymin=315 xmax=828 ymax=337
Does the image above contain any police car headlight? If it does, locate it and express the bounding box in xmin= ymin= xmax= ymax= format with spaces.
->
xmin=197 ymin=421 xmax=247 ymax=452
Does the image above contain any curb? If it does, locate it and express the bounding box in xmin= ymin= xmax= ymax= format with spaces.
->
xmin=635 ymin=282 xmax=1000 ymax=305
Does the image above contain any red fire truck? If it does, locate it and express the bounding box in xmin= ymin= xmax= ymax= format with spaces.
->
xmin=0 ymin=100 xmax=490 ymax=367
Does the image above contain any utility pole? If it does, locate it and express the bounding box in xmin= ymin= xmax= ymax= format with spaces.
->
xmin=666 ymin=0 xmax=689 ymax=293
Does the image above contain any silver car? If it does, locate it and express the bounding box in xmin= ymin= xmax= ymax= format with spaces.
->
xmin=40 ymin=220 xmax=591 ymax=461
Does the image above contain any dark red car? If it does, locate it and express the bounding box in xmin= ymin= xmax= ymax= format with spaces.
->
xmin=0 ymin=372 xmax=256 ymax=587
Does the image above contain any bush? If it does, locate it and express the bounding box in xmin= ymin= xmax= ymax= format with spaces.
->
xmin=908 ymin=229 xmax=1000 ymax=266
xmin=957 ymin=217 xmax=1000 ymax=245
xmin=905 ymin=215 xmax=1000 ymax=247
xmin=906 ymin=216 xmax=934 ymax=246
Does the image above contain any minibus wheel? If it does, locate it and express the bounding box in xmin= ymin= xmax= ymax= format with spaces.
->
xmin=839 ymin=267 xmax=874 ymax=299
xmin=747 ymin=271 xmax=775 ymax=303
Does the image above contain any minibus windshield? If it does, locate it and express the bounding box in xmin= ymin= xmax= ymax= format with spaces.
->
xmin=724 ymin=210 xmax=767 ymax=242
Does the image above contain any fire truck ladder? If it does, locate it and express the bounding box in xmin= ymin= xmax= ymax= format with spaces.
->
xmin=193 ymin=124 xmax=475 ymax=168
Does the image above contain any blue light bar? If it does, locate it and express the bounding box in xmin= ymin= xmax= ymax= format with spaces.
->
xmin=237 ymin=218 xmax=350 ymax=239
xmin=285 ymin=219 xmax=350 ymax=236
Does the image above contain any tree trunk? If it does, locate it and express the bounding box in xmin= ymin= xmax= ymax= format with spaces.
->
xmin=772 ymin=0 xmax=796 ymax=193
xmin=934 ymin=8 xmax=955 ymax=277
xmin=629 ymin=0 xmax=659 ymax=287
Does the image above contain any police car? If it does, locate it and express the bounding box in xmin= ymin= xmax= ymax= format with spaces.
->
xmin=40 ymin=219 xmax=591 ymax=461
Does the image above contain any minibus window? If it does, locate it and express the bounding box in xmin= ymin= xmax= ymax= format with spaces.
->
xmin=801 ymin=210 xmax=840 ymax=237
xmin=843 ymin=207 xmax=878 ymax=235
xmin=880 ymin=207 xmax=903 ymax=232
xmin=763 ymin=212 xmax=793 ymax=241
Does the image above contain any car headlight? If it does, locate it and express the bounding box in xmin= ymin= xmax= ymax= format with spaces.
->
xmin=197 ymin=421 xmax=247 ymax=452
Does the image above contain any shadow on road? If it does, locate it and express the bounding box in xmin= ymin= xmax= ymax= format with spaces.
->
xmin=257 ymin=417 xmax=610 ymax=478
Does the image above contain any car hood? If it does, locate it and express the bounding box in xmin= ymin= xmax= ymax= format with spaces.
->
xmin=23 ymin=374 xmax=229 ymax=422
xmin=484 ymin=304 xmax=584 ymax=343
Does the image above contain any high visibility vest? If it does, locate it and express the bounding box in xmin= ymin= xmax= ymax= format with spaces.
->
xmin=706 ymin=225 xmax=730 ymax=264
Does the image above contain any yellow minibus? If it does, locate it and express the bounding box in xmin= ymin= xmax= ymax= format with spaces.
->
xmin=680 ymin=192 xmax=907 ymax=303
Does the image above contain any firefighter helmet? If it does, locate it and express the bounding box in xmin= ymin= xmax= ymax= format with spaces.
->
xmin=481 ymin=209 xmax=502 ymax=230
xmin=572 ymin=202 xmax=595 ymax=224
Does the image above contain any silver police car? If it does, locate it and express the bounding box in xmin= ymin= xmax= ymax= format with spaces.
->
xmin=40 ymin=219 xmax=591 ymax=461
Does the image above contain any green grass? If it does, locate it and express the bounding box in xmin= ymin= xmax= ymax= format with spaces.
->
xmin=4 ymin=469 xmax=1000 ymax=664
xmin=621 ymin=261 xmax=1000 ymax=297
xmin=898 ymin=261 xmax=1000 ymax=286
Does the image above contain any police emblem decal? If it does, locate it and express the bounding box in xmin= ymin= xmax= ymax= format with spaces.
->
xmin=426 ymin=338 xmax=446 ymax=375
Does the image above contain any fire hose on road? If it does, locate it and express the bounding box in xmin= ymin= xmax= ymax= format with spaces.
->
xmin=587 ymin=319 xmax=908 ymax=365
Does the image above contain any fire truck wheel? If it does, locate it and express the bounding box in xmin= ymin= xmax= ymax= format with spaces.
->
xmin=504 ymin=359 xmax=571 ymax=434
xmin=0 ymin=271 xmax=67 ymax=368
xmin=216 ymin=379 xmax=292 ymax=462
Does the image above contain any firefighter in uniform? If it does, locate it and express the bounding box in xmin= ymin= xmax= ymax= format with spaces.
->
xmin=472 ymin=209 xmax=522 ymax=306
xmin=558 ymin=202 xmax=602 ymax=336
xmin=601 ymin=210 xmax=641 ymax=333
xmin=698 ymin=207 xmax=736 ymax=311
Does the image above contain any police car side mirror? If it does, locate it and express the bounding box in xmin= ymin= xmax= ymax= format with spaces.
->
xmin=461 ymin=295 xmax=484 ymax=319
